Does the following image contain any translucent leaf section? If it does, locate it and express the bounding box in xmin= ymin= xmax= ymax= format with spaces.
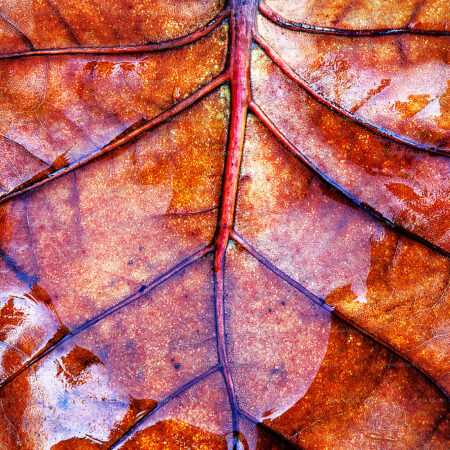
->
xmin=0 ymin=89 xmax=228 ymax=331
xmin=0 ymin=256 xmax=217 ymax=447
xmin=235 ymin=116 xmax=450 ymax=391
xmin=225 ymin=245 xmax=331 ymax=421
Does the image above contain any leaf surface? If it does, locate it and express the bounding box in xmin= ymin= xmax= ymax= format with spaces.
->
xmin=0 ymin=0 xmax=448 ymax=448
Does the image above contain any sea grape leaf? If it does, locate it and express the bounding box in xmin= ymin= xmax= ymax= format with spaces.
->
xmin=0 ymin=0 xmax=448 ymax=448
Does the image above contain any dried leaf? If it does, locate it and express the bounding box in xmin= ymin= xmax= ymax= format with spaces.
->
xmin=0 ymin=0 xmax=448 ymax=448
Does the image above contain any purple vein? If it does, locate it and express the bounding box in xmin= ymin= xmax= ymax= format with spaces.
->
xmin=231 ymin=230 xmax=449 ymax=397
xmin=110 ymin=365 xmax=221 ymax=448
xmin=259 ymin=2 xmax=450 ymax=36
xmin=0 ymin=244 xmax=214 ymax=390
xmin=0 ymin=71 xmax=230 ymax=206
xmin=231 ymin=231 xmax=332 ymax=311
xmin=0 ymin=7 xmax=230 ymax=59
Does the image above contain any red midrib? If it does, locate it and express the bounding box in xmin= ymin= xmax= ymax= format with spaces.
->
xmin=213 ymin=0 xmax=257 ymax=435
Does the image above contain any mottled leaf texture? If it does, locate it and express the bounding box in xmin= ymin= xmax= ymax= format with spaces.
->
xmin=0 ymin=0 xmax=448 ymax=448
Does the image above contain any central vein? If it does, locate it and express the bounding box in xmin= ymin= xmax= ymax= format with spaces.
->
xmin=213 ymin=0 xmax=258 ymax=443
